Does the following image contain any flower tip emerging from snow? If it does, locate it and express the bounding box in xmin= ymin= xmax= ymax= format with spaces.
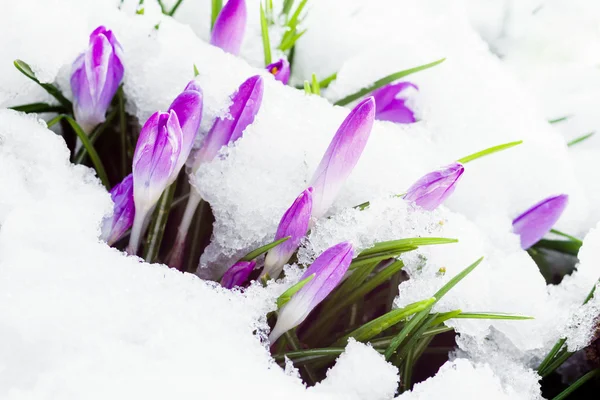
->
xmin=404 ymin=162 xmax=464 ymax=211
xmin=513 ymin=194 xmax=569 ymax=249
xmin=263 ymin=187 xmax=313 ymax=279
xmin=221 ymin=260 xmax=256 ymax=289
xmin=168 ymin=80 xmax=203 ymax=174
xmin=269 ymin=242 xmax=354 ymax=343
xmin=310 ymin=97 xmax=375 ymax=219
xmin=266 ymin=59 xmax=290 ymax=85
xmin=128 ymin=110 xmax=182 ymax=253
xmin=372 ymin=82 xmax=418 ymax=123
xmin=192 ymin=75 xmax=264 ymax=169
xmin=101 ymin=174 xmax=134 ymax=246
xmin=70 ymin=26 xmax=124 ymax=133
xmin=210 ymin=0 xmax=247 ymax=55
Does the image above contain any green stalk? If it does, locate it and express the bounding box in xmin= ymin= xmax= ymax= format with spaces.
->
xmin=334 ymin=58 xmax=445 ymax=106
xmin=211 ymin=0 xmax=223 ymax=29
xmin=73 ymin=108 xmax=118 ymax=164
xmin=552 ymin=369 xmax=600 ymax=400
xmin=168 ymin=0 xmax=184 ymax=16
xmin=457 ymin=140 xmax=523 ymax=164
xmin=284 ymin=330 xmax=317 ymax=384
xmin=144 ymin=182 xmax=177 ymax=263
xmin=260 ymin=3 xmax=272 ymax=66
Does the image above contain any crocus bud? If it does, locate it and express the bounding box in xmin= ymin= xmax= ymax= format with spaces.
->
xmin=371 ymin=82 xmax=418 ymax=124
xmin=513 ymin=194 xmax=569 ymax=249
xmin=101 ymin=174 xmax=134 ymax=246
xmin=266 ymin=59 xmax=290 ymax=85
xmin=211 ymin=0 xmax=247 ymax=55
xmin=192 ymin=75 xmax=263 ymax=169
xmin=168 ymin=80 xmax=203 ymax=174
xmin=310 ymin=97 xmax=375 ymax=219
xmin=263 ymin=188 xmax=313 ymax=279
xmin=269 ymin=242 xmax=354 ymax=343
xmin=71 ymin=26 xmax=124 ymax=133
xmin=404 ymin=162 xmax=464 ymax=211
xmin=221 ymin=260 xmax=256 ymax=289
xmin=128 ymin=111 xmax=182 ymax=254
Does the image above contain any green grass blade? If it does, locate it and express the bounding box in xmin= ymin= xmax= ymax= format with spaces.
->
xmin=335 ymin=298 xmax=436 ymax=346
xmin=241 ymin=237 xmax=290 ymax=261
xmin=453 ymin=312 xmax=533 ymax=320
xmin=279 ymin=30 xmax=307 ymax=51
xmin=144 ymin=182 xmax=177 ymax=262
xmin=333 ymin=58 xmax=445 ymax=106
xmin=10 ymin=102 xmax=65 ymax=114
xmin=210 ymin=0 xmax=222 ymax=27
xmin=277 ymin=274 xmax=315 ymax=308
xmin=567 ymin=132 xmax=595 ymax=147
xmin=311 ymin=73 xmax=320 ymax=95
xmin=260 ymin=3 xmax=272 ymax=66
xmin=303 ymin=81 xmax=312 ymax=94
xmin=552 ymin=369 xmax=600 ymax=400
xmin=167 ymin=0 xmax=184 ymax=16
xmin=14 ymin=60 xmax=73 ymax=111
xmin=533 ymin=239 xmax=581 ymax=256
xmin=359 ymin=237 xmax=458 ymax=257
xmin=548 ymin=116 xmax=570 ymax=124
xmin=457 ymin=140 xmax=523 ymax=164
xmin=384 ymin=308 xmax=433 ymax=360
xmin=280 ymin=0 xmax=295 ymax=17
xmin=61 ymin=115 xmax=110 ymax=188
xmin=319 ymin=72 xmax=337 ymax=89
xmin=550 ymin=229 xmax=582 ymax=244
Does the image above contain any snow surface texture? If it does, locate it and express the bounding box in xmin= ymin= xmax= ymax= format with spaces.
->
xmin=1 ymin=0 xmax=600 ymax=399
xmin=0 ymin=108 xmax=399 ymax=399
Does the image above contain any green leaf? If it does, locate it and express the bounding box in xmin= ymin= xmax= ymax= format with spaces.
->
xmin=280 ymin=0 xmax=295 ymax=18
xmin=349 ymin=249 xmax=417 ymax=270
xmin=457 ymin=140 xmax=523 ymax=164
xmin=10 ymin=102 xmax=65 ymax=114
xmin=550 ymin=229 xmax=582 ymax=244
xmin=276 ymin=274 xmax=315 ymax=308
xmin=55 ymin=115 xmax=109 ymax=188
xmin=358 ymin=237 xmax=458 ymax=258
xmin=260 ymin=3 xmax=272 ymax=66
xmin=333 ymin=58 xmax=445 ymax=106
xmin=241 ymin=237 xmax=290 ymax=261
xmin=552 ymin=369 xmax=600 ymax=400
xmin=384 ymin=309 xmax=435 ymax=360
xmin=278 ymin=0 xmax=308 ymax=52
xmin=211 ymin=0 xmax=223 ymax=29
xmin=14 ymin=60 xmax=73 ymax=111
xmin=533 ymin=239 xmax=581 ymax=256
xmin=193 ymin=64 xmax=200 ymax=77
xmin=73 ymin=108 xmax=118 ymax=164
xmin=335 ymin=297 xmax=436 ymax=346
xmin=319 ymin=72 xmax=337 ymax=89
xmin=167 ymin=0 xmax=184 ymax=16
xmin=567 ymin=132 xmax=595 ymax=147
xmin=303 ymin=80 xmax=312 ymax=94
xmin=453 ymin=312 xmax=534 ymax=320
xmin=311 ymin=73 xmax=320 ymax=95
xmin=548 ymin=116 xmax=570 ymax=124
xmin=432 ymin=256 xmax=484 ymax=299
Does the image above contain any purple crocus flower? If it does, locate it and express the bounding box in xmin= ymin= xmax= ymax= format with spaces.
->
xmin=192 ymin=75 xmax=263 ymax=169
xmin=221 ymin=260 xmax=256 ymax=289
xmin=371 ymin=82 xmax=418 ymax=124
xmin=71 ymin=26 xmax=124 ymax=133
xmin=101 ymin=174 xmax=134 ymax=246
xmin=404 ymin=162 xmax=464 ymax=211
xmin=310 ymin=97 xmax=375 ymax=219
xmin=167 ymin=76 xmax=263 ymax=269
xmin=128 ymin=111 xmax=182 ymax=254
xmin=266 ymin=59 xmax=290 ymax=85
xmin=168 ymin=80 xmax=203 ymax=174
xmin=211 ymin=0 xmax=247 ymax=55
xmin=269 ymin=242 xmax=354 ymax=343
xmin=263 ymin=188 xmax=313 ymax=279
xmin=513 ymin=194 xmax=569 ymax=249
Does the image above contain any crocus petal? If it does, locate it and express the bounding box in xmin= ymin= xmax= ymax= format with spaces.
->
xmin=168 ymin=80 xmax=203 ymax=174
xmin=513 ymin=194 xmax=569 ymax=249
xmin=263 ymin=188 xmax=313 ymax=279
xmin=71 ymin=26 xmax=124 ymax=133
xmin=266 ymin=59 xmax=290 ymax=85
xmin=269 ymin=242 xmax=353 ymax=343
xmin=221 ymin=260 xmax=256 ymax=289
xmin=210 ymin=0 xmax=247 ymax=55
xmin=132 ymin=110 xmax=182 ymax=213
xmin=101 ymin=174 xmax=135 ymax=246
xmin=310 ymin=97 xmax=375 ymax=219
xmin=372 ymin=82 xmax=418 ymax=124
xmin=404 ymin=162 xmax=464 ymax=211
xmin=192 ymin=75 xmax=263 ymax=168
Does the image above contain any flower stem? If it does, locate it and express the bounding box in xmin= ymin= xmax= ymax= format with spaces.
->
xmin=168 ymin=189 xmax=202 ymax=270
xmin=144 ymin=182 xmax=177 ymax=263
xmin=284 ymin=330 xmax=318 ymax=385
